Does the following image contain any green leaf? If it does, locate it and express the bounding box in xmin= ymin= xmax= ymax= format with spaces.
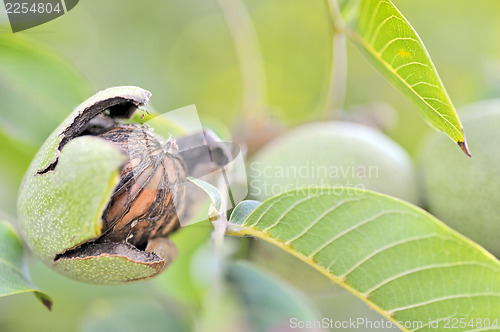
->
xmin=0 ymin=34 xmax=92 ymax=145
xmin=0 ymin=220 xmax=52 ymax=310
xmin=226 ymin=188 xmax=500 ymax=330
xmin=228 ymin=200 xmax=261 ymax=225
xmin=227 ymin=260 xmax=319 ymax=331
xmin=346 ymin=0 xmax=469 ymax=155
xmin=188 ymin=177 xmax=223 ymax=212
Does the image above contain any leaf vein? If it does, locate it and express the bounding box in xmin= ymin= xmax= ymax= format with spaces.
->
xmin=246 ymin=192 xmax=294 ymax=228
xmin=285 ymin=197 xmax=367 ymax=245
xmin=363 ymin=0 xmax=392 ymax=42
xmin=388 ymin=293 xmax=500 ymax=314
xmin=410 ymin=81 xmax=440 ymax=89
xmin=308 ymin=210 xmax=415 ymax=260
xmin=422 ymin=97 xmax=449 ymax=107
xmin=0 ymin=257 xmax=23 ymax=276
xmin=369 ymin=15 xmax=407 ymax=45
xmin=394 ymin=61 xmax=430 ymax=72
xmin=363 ymin=261 xmax=497 ymax=296
xmin=338 ymin=234 xmax=439 ymax=278
xmin=262 ymin=195 xmax=321 ymax=233
xmin=377 ymin=37 xmax=420 ymax=56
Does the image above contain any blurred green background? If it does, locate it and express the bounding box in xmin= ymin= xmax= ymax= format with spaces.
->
xmin=1 ymin=0 xmax=500 ymax=331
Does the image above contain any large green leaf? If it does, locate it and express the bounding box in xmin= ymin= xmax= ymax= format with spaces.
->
xmin=0 ymin=220 xmax=52 ymax=310
xmin=227 ymin=188 xmax=500 ymax=331
xmin=0 ymin=34 xmax=91 ymax=145
xmin=345 ymin=0 xmax=469 ymax=155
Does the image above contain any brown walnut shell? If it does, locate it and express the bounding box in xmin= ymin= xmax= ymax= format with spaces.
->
xmin=98 ymin=124 xmax=187 ymax=248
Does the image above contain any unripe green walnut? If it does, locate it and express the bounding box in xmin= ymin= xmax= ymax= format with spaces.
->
xmin=17 ymin=86 xmax=187 ymax=284
xmin=419 ymin=100 xmax=500 ymax=257
xmin=248 ymin=121 xmax=419 ymax=204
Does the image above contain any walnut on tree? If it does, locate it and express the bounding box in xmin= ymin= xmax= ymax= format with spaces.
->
xmin=17 ymin=87 xmax=200 ymax=284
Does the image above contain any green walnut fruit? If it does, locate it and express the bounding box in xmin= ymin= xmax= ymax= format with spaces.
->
xmin=248 ymin=121 xmax=419 ymax=204
xmin=17 ymin=86 xmax=186 ymax=284
xmin=419 ymin=100 xmax=500 ymax=257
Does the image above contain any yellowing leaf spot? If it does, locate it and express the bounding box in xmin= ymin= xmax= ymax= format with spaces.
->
xmin=398 ymin=49 xmax=412 ymax=58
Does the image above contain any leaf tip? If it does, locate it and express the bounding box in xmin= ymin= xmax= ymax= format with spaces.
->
xmin=35 ymin=292 xmax=53 ymax=311
xmin=457 ymin=140 xmax=471 ymax=158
